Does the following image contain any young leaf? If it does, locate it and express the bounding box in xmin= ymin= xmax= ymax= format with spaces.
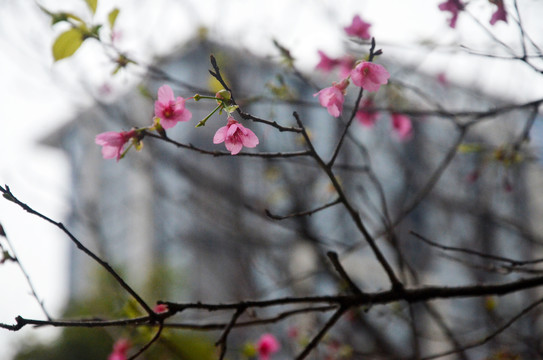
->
xmin=52 ymin=28 xmax=84 ymax=61
xmin=84 ymin=0 xmax=98 ymax=14
xmin=108 ymin=8 xmax=120 ymax=29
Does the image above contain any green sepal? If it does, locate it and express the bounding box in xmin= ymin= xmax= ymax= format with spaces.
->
xmin=224 ymin=104 xmax=239 ymax=114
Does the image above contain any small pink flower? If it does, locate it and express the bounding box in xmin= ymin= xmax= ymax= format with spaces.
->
xmin=154 ymin=304 xmax=168 ymax=313
xmin=316 ymin=50 xmax=339 ymax=73
xmin=356 ymin=98 xmax=379 ymax=127
xmin=257 ymin=333 xmax=280 ymax=360
xmin=391 ymin=113 xmax=413 ymax=141
xmin=344 ymin=15 xmax=371 ymax=40
xmin=314 ymin=79 xmax=349 ymax=117
xmin=437 ymin=72 xmax=448 ymax=86
xmin=438 ymin=0 xmax=464 ymax=28
xmin=489 ymin=0 xmax=507 ymax=25
xmin=351 ymin=62 xmax=390 ymax=92
xmin=95 ymin=130 xmax=136 ymax=161
xmin=108 ymin=339 xmax=130 ymax=360
xmin=213 ymin=117 xmax=259 ymax=155
xmin=154 ymin=85 xmax=192 ymax=129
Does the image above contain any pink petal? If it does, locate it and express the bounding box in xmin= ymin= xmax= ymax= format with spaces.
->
xmin=154 ymin=101 xmax=165 ymax=119
xmin=226 ymin=140 xmax=243 ymax=155
xmin=213 ymin=126 xmax=228 ymax=144
xmin=391 ymin=114 xmax=413 ymax=141
xmin=101 ymin=146 xmax=120 ymax=160
xmin=157 ymin=85 xmax=174 ymax=102
xmin=241 ymin=129 xmax=259 ymax=148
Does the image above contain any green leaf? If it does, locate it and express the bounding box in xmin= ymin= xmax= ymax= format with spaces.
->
xmin=108 ymin=8 xmax=120 ymax=29
xmin=84 ymin=0 xmax=98 ymax=14
xmin=52 ymin=28 xmax=84 ymax=61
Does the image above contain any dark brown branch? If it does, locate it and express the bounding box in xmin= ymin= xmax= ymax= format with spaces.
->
xmin=293 ymin=112 xmax=403 ymax=291
xmin=0 ymin=185 xmax=156 ymax=317
xmin=143 ymin=131 xmax=310 ymax=158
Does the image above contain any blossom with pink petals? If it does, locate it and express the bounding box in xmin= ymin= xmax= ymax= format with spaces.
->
xmin=489 ymin=0 xmax=507 ymax=25
xmin=315 ymin=50 xmax=339 ymax=73
xmin=344 ymin=15 xmax=371 ymax=40
xmin=391 ymin=113 xmax=413 ymax=141
xmin=154 ymin=84 xmax=192 ymax=129
xmin=351 ymin=62 xmax=390 ymax=92
xmin=95 ymin=130 xmax=136 ymax=161
xmin=314 ymin=79 xmax=349 ymax=117
xmin=437 ymin=72 xmax=448 ymax=86
xmin=213 ymin=117 xmax=259 ymax=155
xmin=257 ymin=333 xmax=280 ymax=360
xmin=356 ymin=98 xmax=380 ymax=127
xmin=438 ymin=0 xmax=464 ymax=28
xmin=108 ymin=339 xmax=131 ymax=360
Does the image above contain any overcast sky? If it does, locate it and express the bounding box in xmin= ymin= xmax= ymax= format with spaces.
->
xmin=1 ymin=0 xmax=543 ymax=358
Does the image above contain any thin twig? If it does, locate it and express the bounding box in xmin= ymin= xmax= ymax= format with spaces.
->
xmin=0 ymin=223 xmax=52 ymax=320
xmin=421 ymin=297 xmax=543 ymax=360
xmin=127 ymin=323 xmax=164 ymax=360
xmin=411 ymin=231 xmax=543 ymax=267
xmin=216 ymin=306 xmax=246 ymax=360
xmin=265 ymin=198 xmax=341 ymax=220
xmin=326 ymin=251 xmax=363 ymax=295
xmin=295 ymin=306 xmax=348 ymax=360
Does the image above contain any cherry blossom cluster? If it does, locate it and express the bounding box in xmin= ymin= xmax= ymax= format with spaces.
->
xmin=314 ymin=14 xmax=413 ymax=141
xmin=95 ymin=85 xmax=259 ymax=160
xmin=438 ymin=0 xmax=507 ymax=28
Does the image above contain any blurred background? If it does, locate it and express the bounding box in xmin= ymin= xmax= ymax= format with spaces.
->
xmin=2 ymin=0 xmax=543 ymax=359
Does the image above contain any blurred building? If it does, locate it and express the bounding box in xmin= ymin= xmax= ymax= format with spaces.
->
xmin=42 ymin=38 xmax=540 ymax=357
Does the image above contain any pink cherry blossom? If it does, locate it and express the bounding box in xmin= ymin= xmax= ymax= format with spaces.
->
xmin=257 ymin=333 xmax=280 ymax=360
xmin=213 ymin=117 xmax=259 ymax=155
xmin=438 ymin=0 xmax=464 ymax=28
xmin=356 ymin=98 xmax=380 ymax=127
xmin=153 ymin=304 xmax=168 ymax=313
xmin=344 ymin=15 xmax=371 ymax=40
xmin=315 ymin=50 xmax=339 ymax=73
xmin=439 ymin=0 xmax=464 ymax=29
xmin=108 ymin=339 xmax=130 ymax=360
xmin=351 ymin=62 xmax=390 ymax=92
xmin=391 ymin=113 xmax=413 ymax=141
xmin=490 ymin=0 xmax=507 ymax=25
xmin=154 ymin=85 xmax=192 ymax=129
xmin=314 ymin=79 xmax=349 ymax=118
xmin=95 ymin=130 xmax=136 ymax=161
